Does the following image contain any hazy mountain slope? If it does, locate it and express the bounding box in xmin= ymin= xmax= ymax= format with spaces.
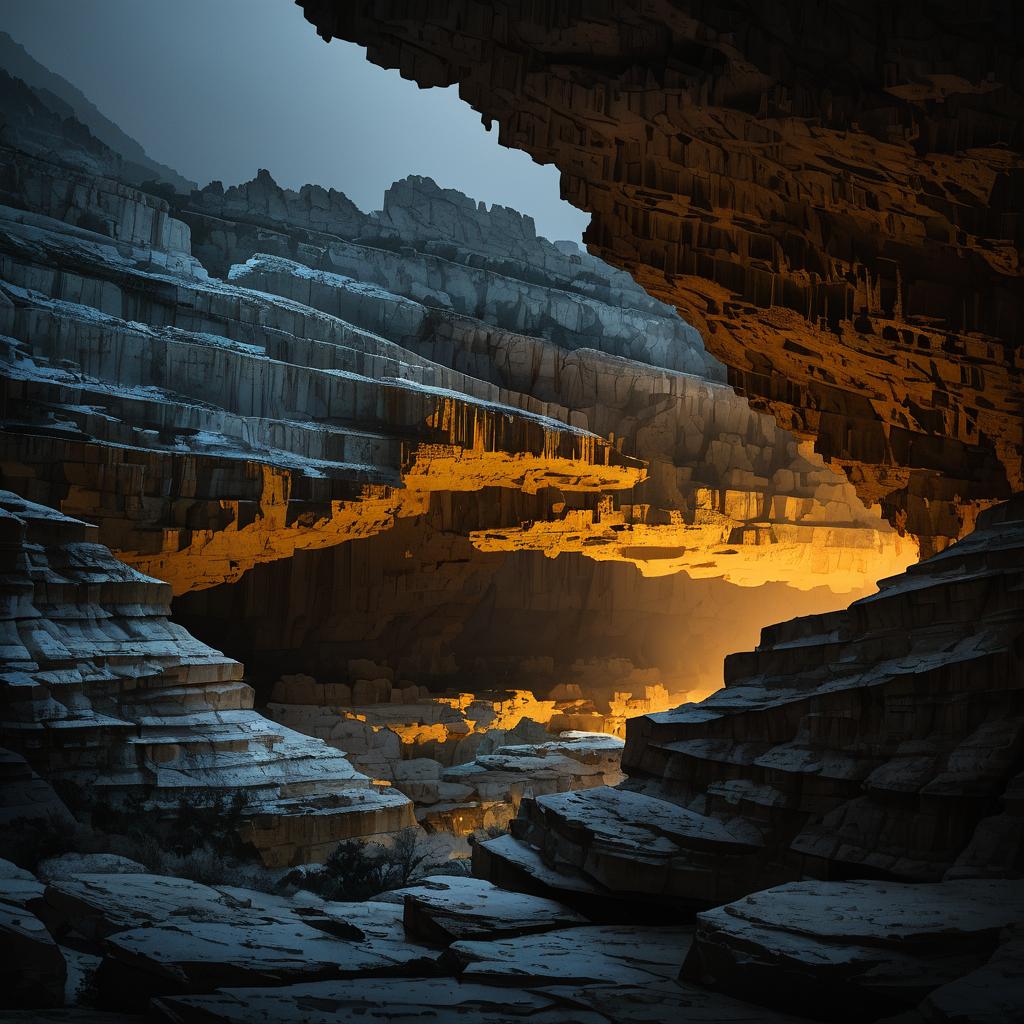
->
xmin=0 ymin=30 xmax=193 ymax=191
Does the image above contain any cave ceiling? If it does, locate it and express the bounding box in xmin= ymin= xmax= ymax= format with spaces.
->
xmin=300 ymin=0 xmax=1024 ymax=553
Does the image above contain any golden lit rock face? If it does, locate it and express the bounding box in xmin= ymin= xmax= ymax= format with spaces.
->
xmin=1 ymin=132 xmax=914 ymax=712
xmin=176 ymin=506 xmax=889 ymax=701
xmin=302 ymin=1 xmax=1024 ymax=552
xmin=264 ymin=674 xmax=627 ymax=834
xmin=470 ymin=493 xmax=914 ymax=591
xmin=7 ymin=418 xmax=641 ymax=597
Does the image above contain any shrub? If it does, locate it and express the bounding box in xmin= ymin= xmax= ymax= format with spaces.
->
xmin=288 ymin=829 xmax=435 ymax=901
xmin=166 ymin=790 xmax=252 ymax=860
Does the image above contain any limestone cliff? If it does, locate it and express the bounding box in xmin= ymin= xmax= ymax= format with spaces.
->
xmin=0 ymin=491 xmax=413 ymax=867
xmin=0 ymin=135 xmax=911 ymax=693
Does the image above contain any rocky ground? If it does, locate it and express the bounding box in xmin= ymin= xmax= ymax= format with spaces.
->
xmin=3 ymin=849 xmax=1021 ymax=1021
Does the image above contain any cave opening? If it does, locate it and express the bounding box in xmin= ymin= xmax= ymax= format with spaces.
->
xmin=0 ymin=2 xmax=1020 ymax=1019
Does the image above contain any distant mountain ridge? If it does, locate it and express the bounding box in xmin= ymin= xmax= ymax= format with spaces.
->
xmin=0 ymin=30 xmax=193 ymax=192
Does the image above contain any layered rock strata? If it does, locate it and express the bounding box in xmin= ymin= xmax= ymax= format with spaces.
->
xmin=0 ymin=142 xmax=910 ymax=594
xmin=0 ymin=491 xmax=413 ymax=867
xmin=0 ymin=136 xmax=912 ymax=693
xmin=303 ymin=1 xmax=1024 ymax=552
xmin=475 ymin=495 xmax=1024 ymax=910
xmin=265 ymin=675 xmax=625 ymax=834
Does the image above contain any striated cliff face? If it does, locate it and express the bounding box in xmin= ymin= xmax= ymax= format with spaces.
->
xmin=0 ymin=142 xmax=910 ymax=683
xmin=0 ymin=491 xmax=413 ymax=867
xmin=301 ymin=0 xmax=1024 ymax=554
xmin=475 ymin=495 xmax=1024 ymax=907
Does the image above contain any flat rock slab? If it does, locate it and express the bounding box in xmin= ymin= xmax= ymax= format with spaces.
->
xmin=471 ymin=834 xmax=672 ymax=924
xmin=45 ymin=873 xmax=267 ymax=942
xmin=448 ymin=924 xmax=691 ymax=986
xmin=920 ymin=937 xmax=1024 ymax=1024
xmin=540 ymin=980 xmax=814 ymax=1023
xmin=710 ymin=878 xmax=1024 ymax=944
xmin=0 ymin=863 xmax=46 ymax=913
xmin=684 ymin=879 xmax=1024 ymax=1021
xmin=474 ymin=833 xmax=605 ymax=897
xmin=153 ymin=977 xmax=600 ymax=1023
xmin=44 ymin=870 xmax=405 ymax=948
xmin=37 ymin=853 xmax=146 ymax=882
xmin=0 ymin=1014 xmax=144 ymax=1023
xmin=153 ymin=976 xmax=815 ymax=1024
xmin=98 ymin=916 xmax=441 ymax=1008
xmin=534 ymin=787 xmax=758 ymax=855
xmin=391 ymin=874 xmax=587 ymax=943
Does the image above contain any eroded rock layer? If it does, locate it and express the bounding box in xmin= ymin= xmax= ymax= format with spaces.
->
xmin=0 ymin=140 xmax=913 ymax=598
xmin=176 ymin=522 xmax=886 ymax=702
xmin=0 ymin=491 xmax=413 ymax=867
xmin=302 ymin=0 xmax=1024 ymax=551
xmin=475 ymin=495 xmax=1024 ymax=910
xmin=0 ymin=135 xmax=912 ymax=700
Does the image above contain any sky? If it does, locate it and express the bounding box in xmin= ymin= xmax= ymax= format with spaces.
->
xmin=0 ymin=0 xmax=590 ymax=242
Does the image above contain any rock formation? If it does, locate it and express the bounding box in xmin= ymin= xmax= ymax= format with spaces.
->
xmin=682 ymin=878 xmax=1024 ymax=1021
xmin=3 ymin=848 xmax=1020 ymax=1021
xmin=474 ymin=496 xmax=1024 ymax=910
xmin=2 ymin=33 xmax=1020 ymax=1020
xmin=0 ymin=122 xmax=911 ymax=698
xmin=0 ymin=490 xmax=413 ymax=867
xmin=302 ymin=1 xmax=1024 ymax=553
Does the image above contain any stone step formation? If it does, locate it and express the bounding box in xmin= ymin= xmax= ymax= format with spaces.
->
xmin=0 ymin=490 xmax=413 ymax=866
xmin=473 ymin=496 xmax=1024 ymax=910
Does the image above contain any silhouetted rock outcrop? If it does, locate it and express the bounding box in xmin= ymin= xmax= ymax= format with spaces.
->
xmin=0 ymin=491 xmax=413 ymax=866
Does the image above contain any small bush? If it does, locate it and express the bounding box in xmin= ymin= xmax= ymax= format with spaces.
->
xmin=388 ymin=827 xmax=431 ymax=887
xmin=74 ymin=965 xmax=100 ymax=1008
xmin=166 ymin=790 xmax=252 ymax=860
xmin=289 ymin=829 xmax=435 ymax=902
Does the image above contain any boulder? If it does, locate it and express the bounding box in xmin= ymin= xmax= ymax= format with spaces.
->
xmin=682 ymin=879 xmax=1024 ymax=1021
xmin=447 ymin=923 xmax=691 ymax=986
xmin=37 ymin=854 xmax=146 ymax=883
xmin=96 ymin=915 xmax=440 ymax=1009
xmin=391 ymin=874 xmax=586 ymax=943
xmin=0 ymin=900 xmax=66 ymax=1008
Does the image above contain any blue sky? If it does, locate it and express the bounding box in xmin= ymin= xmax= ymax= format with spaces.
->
xmin=1 ymin=0 xmax=590 ymax=242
